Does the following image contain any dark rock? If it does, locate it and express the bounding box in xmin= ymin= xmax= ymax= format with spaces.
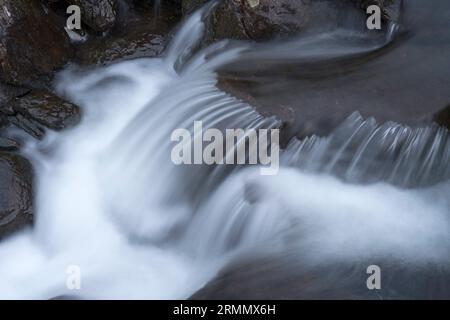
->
xmin=71 ymin=0 xmax=118 ymax=32
xmin=0 ymin=83 xmax=30 ymax=106
xmin=76 ymin=32 xmax=166 ymax=66
xmin=0 ymin=114 xmax=7 ymax=127
xmin=0 ymin=152 xmax=33 ymax=239
xmin=3 ymin=90 xmax=81 ymax=135
xmin=0 ymin=137 xmax=19 ymax=151
xmin=75 ymin=4 xmax=178 ymax=65
xmin=434 ymin=105 xmax=450 ymax=130
xmin=191 ymin=253 xmax=450 ymax=299
xmin=7 ymin=114 xmax=46 ymax=139
xmin=0 ymin=0 xmax=72 ymax=86
xmin=184 ymin=0 xmax=396 ymax=41
xmin=212 ymin=0 xmax=311 ymax=41
xmin=190 ymin=255 xmax=356 ymax=299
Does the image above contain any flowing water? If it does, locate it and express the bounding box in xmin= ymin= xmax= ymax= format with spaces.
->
xmin=0 ymin=2 xmax=449 ymax=299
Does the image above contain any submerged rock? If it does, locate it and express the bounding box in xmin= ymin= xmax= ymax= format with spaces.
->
xmin=2 ymin=90 xmax=81 ymax=138
xmin=0 ymin=0 xmax=72 ymax=86
xmin=191 ymin=253 xmax=450 ymax=299
xmin=0 ymin=152 xmax=33 ymax=239
xmin=71 ymin=0 xmax=118 ymax=32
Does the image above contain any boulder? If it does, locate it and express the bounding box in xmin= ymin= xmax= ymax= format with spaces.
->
xmin=211 ymin=0 xmax=311 ymax=41
xmin=0 ymin=0 xmax=72 ymax=86
xmin=2 ymin=90 xmax=81 ymax=138
xmin=0 ymin=152 xmax=33 ymax=239
xmin=76 ymin=30 xmax=166 ymax=65
xmin=75 ymin=3 xmax=178 ymax=65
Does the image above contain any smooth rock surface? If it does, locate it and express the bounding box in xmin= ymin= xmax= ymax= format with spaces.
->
xmin=191 ymin=252 xmax=450 ymax=299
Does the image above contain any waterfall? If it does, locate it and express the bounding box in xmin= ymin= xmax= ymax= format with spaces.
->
xmin=0 ymin=2 xmax=448 ymax=299
xmin=283 ymin=112 xmax=450 ymax=188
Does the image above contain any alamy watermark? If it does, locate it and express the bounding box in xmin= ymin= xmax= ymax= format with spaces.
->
xmin=66 ymin=5 xmax=81 ymax=30
xmin=66 ymin=265 xmax=81 ymax=290
xmin=366 ymin=265 xmax=381 ymax=290
xmin=170 ymin=121 xmax=280 ymax=175
xmin=367 ymin=5 xmax=382 ymax=30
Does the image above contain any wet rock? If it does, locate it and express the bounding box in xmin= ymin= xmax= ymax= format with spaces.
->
xmin=7 ymin=114 xmax=46 ymax=140
xmin=76 ymin=4 xmax=178 ymax=65
xmin=0 ymin=0 xmax=72 ymax=86
xmin=76 ymin=31 xmax=166 ymax=65
xmin=191 ymin=253 xmax=450 ymax=299
xmin=212 ymin=0 xmax=311 ymax=41
xmin=71 ymin=0 xmax=118 ymax=32
xmin=0 ymin=137 xmax=19 ymax=151
xmin=0 ymin=83 xmax=30 ymax=106
xmin=2 ymin=90 xmax=81 ymax=138
xmin=0 ymin=152 xmax=33 ymax=239
xmin=184 ymin=0 xmax=396 ymax=41
xmin=190 ymin=255 xmax=355 ymax=299
xmin=434 ymin=105 xmax=450 ymax=130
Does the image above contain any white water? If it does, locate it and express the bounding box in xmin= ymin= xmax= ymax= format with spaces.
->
xmin=0 ymin=4 xmax=449 ymax=299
